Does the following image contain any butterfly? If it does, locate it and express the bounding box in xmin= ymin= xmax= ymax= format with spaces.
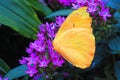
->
xmin=52 ymin=7 xmax=95 ymax=69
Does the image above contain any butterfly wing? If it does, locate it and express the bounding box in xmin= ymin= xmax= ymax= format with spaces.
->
xmin=53 ymin=7 xmax=95 ymax=68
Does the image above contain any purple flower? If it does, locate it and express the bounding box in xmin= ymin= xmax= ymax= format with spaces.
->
xmin=37 ymin=32 xmax=45 ymax=41
xmin=47 ymin=39 xmax=55 ymax=55
xmin=26 ymin=53 xmax=39 ymax=65
xmin=30 ymin=40 xmax=46 ymax=53
xmin=38 ymin=56 xmax=50 ymax=68
xmin=71 ymin=0 xmax=88 ymax=9
xmin=97 ymin=0 xmax=102 ymax=2
xmin=34 ymin=74 xmax=41 ymax=80
xmin=55 ymin=16 xmax=65 ymax=26
xmin=34 ymin=74 xmax=43 ymax=80
xmin=26 ymin=65 xmax=38 ymax=77
xmin=0 ymin=75 xmax=9 ymax=80
xmin=34 ymin=73 xmax=46 ymax=80
xmin=4 ymin=78 xmax=8 ymax=80
xmin=58 ymin=0 xmax=73 ymax=6
xmin=51 ymin=52 xmax=65 ymax=67
xmin=46 ymin=22 xmax=57 ymax=39
xmin=26 ymin=47 xmax=34 ymax=54
xmin=58 ymin=0 xmax=111 ymax=21
xmin=75 ymin=0 xmax=88 ymax=5
xmin=33 ymin=74 xmax=41 ymax=80
xmin=72 ymin=3 xmax=81 ymax=9
xmin=87 ymin=0 xmax=98 ymax=14
xmin=39 ymin=24 xmax=46 ymax=33
xmin=19 ymin=56 xmax=28 ymax=64
xmin=19 ymin=12 xmax=65 ymax=78
xmin=47 ymin=39 xmax=65 ymax=67
xmin=99 ymin=6 xmax=111 ymax=21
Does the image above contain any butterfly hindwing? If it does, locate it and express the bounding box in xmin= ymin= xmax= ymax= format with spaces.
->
xmin=53 ymin=28 xmax=95 ymax=68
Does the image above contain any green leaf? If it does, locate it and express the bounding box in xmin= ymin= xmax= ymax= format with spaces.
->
xmin=114 ymin=61 xmax=120 ymax=80
xmin=108 ymin=36 xmax=120 ymax=52
xmin=27 ymin=0 xmax=52 ymax=16
xmin=46 ymin=9 xmax=73 ymax=18
xmin=4 ymin=65 xmax=27 ymax=80
xmin=0 ymin=0 xmax=41 ymax=39
xmin=0 ymin=58 xmax=11 ymax=74
xmin=0 ymin=66 xmax=8 ymax=74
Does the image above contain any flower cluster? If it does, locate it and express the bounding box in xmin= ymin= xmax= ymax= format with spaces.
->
xmin=19 ymin=16 xmax=65 ymax=78
xmin=58 ymin=0 xmax=111 ymax=21
xmin=58 ymin=0 xmax=74 ymax=6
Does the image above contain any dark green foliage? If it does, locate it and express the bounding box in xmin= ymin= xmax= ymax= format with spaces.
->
xmin=26 ymin=0 xmax=52 ymax=16
xmin=0 ymin=0 xmax=41 ymax=39
xmin=0 ymin=58 xmax=10 ymax=74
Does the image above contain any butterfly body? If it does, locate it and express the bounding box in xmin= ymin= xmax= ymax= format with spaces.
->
xmin=53 ymin=7 xmax=95 ymax=69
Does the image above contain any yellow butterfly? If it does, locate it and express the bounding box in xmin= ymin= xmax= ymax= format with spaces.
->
xmin=52 ymin=7 xmax=95 ymax=69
